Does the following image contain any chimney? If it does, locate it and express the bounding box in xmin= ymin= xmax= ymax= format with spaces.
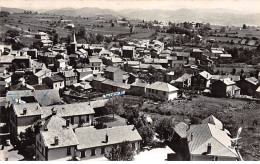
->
xmin=222 ymin=124 xmax=225 ymax=131
xmin=23 ymin=108 xmax=27 ymax=115
xmin=54 ymin=136 xmax=59 ymax=145
xmin=52 ymin=107 xmax=57 ymax=115
xmin=187 ymin=122 xmax=191 ymax=131
xmin=190 ymin=133 xmax=193 ymax=141
xmin=44 ymin=127 xmax=48 ymax=131
xmin=105 ymin=134 xmax=108 ymax=143
xmin=207 ymin=143 xmax=212 ymax=154
xmin=66 ymin=119 xmax=70 ymax=127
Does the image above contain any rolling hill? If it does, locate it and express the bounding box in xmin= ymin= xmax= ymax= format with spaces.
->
xmin=1 ymin=6 xmax=260 ymax=26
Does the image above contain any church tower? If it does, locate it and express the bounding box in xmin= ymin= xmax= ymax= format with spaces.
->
xmin=70 ymin=28 xmax=77 ymax=54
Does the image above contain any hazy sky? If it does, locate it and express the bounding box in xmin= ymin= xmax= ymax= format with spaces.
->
xmin=1 ymin=0 xmax=260 ymax=13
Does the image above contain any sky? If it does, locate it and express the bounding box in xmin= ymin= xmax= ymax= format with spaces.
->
xmin=1 ymin=0 xmax=260 ymax=13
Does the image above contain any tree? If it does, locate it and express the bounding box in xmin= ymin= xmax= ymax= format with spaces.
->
xmin=105 ymin=96 xmax=123 ymax=120
xmin=19 ymin=120 xmax=42 ymax=159
xmin=154 ymin=117 xmax=175 ymax=141
xmin=220 ymin=27 xmax=226 ymax=33
xmin=240 ymin=69 xmax=244 ymax=75
xmin=137 ymin=124 xmax=154 ymax=147
xmin=96 ymin=34 xmax=104 ymax=43
xmin=94 ymin=121 xmax=107 ymax=129
xmin=6 ymin=29 xmax=20 ymax=38
xmin=53 ymin=33 xmax=59 ymax=45
xmin=232 ymin=68 xmax=237 ymax=75
xmin=257 ymin=44 xmax=260 ymax=51
xmin=111 ymin=22 xmax=115 ymax=27
xmin=76 ymin=25 xmax=86 ymax=39
xmin=243 ymin=24 xmax=247 ymax=29
xmin=105 ymin=141 xmax=135 ymax=161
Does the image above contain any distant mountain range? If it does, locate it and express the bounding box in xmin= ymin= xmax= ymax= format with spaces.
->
xmin=1 ymin=6 xmax=260 ymax=26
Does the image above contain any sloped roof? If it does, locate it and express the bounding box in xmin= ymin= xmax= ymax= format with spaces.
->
xmin=75 ymin=125 xmax=142 ymax=150
xmin=105 ymin=66 xmax=120 ymax=73
xmin=13 ymin=102 xmax=42 ymax=117
xmin=34 ymin=89 xmax=61 ymax=106
xmin=6 ymin=89 xmax=61 ymax=107
xmin=41 ymin=102 xmax=95 ymax=118
xmin=256 ymin=86 xmax=260 ymax=93
xmin=61 ymin=71 xmax=77 ymax=78
xmin=131 ymin=81 xmax=148 ymax=87
xmin=219 ymin=54 xmax=232 ymax=58
xmin=175 ymin=73 xmax=192 ymax=83
xmin=40 ymin=115 xmax=79 ymax=149
xmin=127 ymin=61 xmax=140 ymax=65
xmin=219 ymin=78 xmax=236 ymax=85
xmin=90 ymin=99 xmax=109 ymax=109
xmin=201 ymin=115 xmax=223 ymax=130
xmin=47 ymin=75 xmax=64 ymax=82
xmin=122 ymin=46 xmax=135 ymax=50
xmin=193 ymin=49 xmax=203 ymax=53
xmin=34 ymin=69 xmax=51 ymax=77
xmin=89 ymin=57 xmax=102 ymax=63
xmin=0 ymin=55 xmax=14 ymax=63
xmin=199 ymin=71 xmax=212 ymax=80
xmin=174 ymin=122 xmax=188 ymax=138
xmin=245 ymin=77 xmax=258 ymax=85
xmin=146 ymin=81 xmax=179 ymax=92
xmin=93 ymin=76 xmax=106 ymax=82
xmin=187 ymin=123 xmax=238 ymax=158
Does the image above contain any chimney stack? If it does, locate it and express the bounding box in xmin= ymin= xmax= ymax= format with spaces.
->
xmin=52 ymin=107 xmax=57 ymax=115
xmin=54 ymin=136 xmax=59 ymax=145
xmin=66 ymin=119 xmax=70 ymax=127
xmin=190 ymin=133 xmax=193 ymax=141
xmin=23 ymin=108 xmax=27 ymax=115
xmin=207 ymin=143 xmax=212 ymax=154
xmin=105 ymin=134 xmax=108 ymax=143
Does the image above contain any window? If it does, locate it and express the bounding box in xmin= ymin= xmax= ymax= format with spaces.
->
xmin=55 ymin=84 xmax=57 ymax=88
xmin=71 ymin=117 xmax=74 ymax=124
xmin=132 ymin=143 xmax=136 ymax=149
xmin=155 ymin=90 xmax=158 ymax=94
xmin=81 ymin=150 xmax=86 ymax=158
xmin=91 ymin=149 xmax=96 ymax=156
xmin=163 ymin=91 xmax=166 ymax=96
xmin=214 ymin=156 xmax=219 ymax=161
xmin=67 ymin=147 xmax=71 ymax=155
xmin=86 ymin=115 xmax=89 ymax=122
xmin=101 ymin=147 xmax=105 ymax=154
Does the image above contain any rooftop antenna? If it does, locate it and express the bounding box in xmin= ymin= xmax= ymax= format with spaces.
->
xmin=230 ymin=127 xmax=243 ymax=161
xmin=230 ymin=127 xmax=242 ymax=146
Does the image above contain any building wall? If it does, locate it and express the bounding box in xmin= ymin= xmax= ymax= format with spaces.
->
xmin=191 ymin=74 xmax=208 ymax=90
xmin=17 ymin=116 xmax=39 ymax=126
xmin=47 ymin=146 xmax=76 ymax=161
xmin=91 ymin=80 xmax=103 ymax=91
xmin=122 ymin=49 xmax=135 ymax=59
xmin=76 ymin=141 xmax=140 ymax=161
xmin=65 ymin=77 xmax=77 ymax=86
xmin=53 ymin=81 xmax=65 ymax=90
xmin=63 ymin=114 xmax=93 ymax=126
xmin=146 ymin=89 xmax=178 ymax=100
xmin=130 ymin=86 xmax=146 ymax=95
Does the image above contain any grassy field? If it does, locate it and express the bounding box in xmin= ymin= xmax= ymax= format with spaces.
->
xmin=128 ymin=95 xmax=260 ymax=161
